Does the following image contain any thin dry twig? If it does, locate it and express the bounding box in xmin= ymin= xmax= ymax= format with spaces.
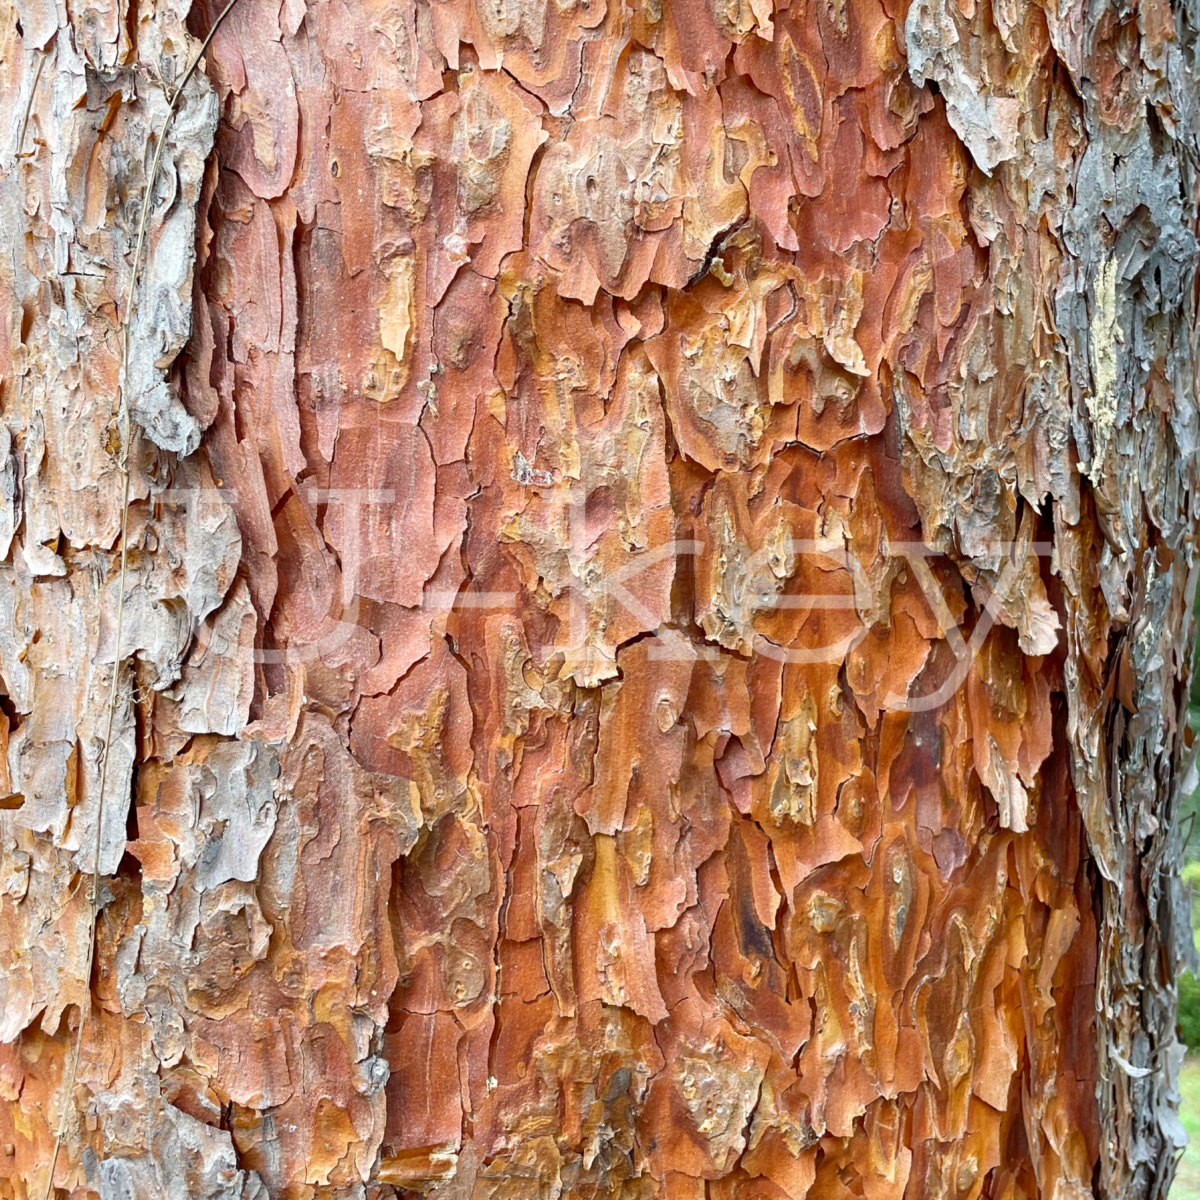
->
xmin=16 ymin=42 xmax=49 ymax=160
xmin=39 ymin=3 xmax=239 ymax=1196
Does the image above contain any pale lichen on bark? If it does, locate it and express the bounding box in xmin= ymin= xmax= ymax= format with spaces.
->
xmin=0 ymin=0 xmax=1198 ymax=1196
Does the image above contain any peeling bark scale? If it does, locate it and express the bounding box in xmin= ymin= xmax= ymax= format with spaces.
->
xmin=0 ymin=0 xmax=1198 ymax=1196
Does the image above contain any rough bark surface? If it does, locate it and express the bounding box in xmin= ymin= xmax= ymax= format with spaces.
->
xmin=0 ymin=0 xmax=1198 ymax=1197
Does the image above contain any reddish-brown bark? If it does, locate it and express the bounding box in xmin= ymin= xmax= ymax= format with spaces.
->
xmin=0 ymin=0 xmax=1196 ymax=1196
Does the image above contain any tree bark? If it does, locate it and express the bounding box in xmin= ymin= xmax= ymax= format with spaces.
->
xmin=0 ymin=0 xmax=1197 ymax=1197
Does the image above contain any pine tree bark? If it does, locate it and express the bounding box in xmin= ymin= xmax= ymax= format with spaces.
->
xmin=0 ymin=0 xmax=1198 ymax=1197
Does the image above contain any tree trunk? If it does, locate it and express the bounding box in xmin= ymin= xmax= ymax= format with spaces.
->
xmin=0 ymin=0 xmax=1197 ymax=1197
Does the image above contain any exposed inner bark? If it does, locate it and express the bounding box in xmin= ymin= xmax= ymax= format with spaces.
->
xmin=0 ymin=0 xmax=1197 ymax=1197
